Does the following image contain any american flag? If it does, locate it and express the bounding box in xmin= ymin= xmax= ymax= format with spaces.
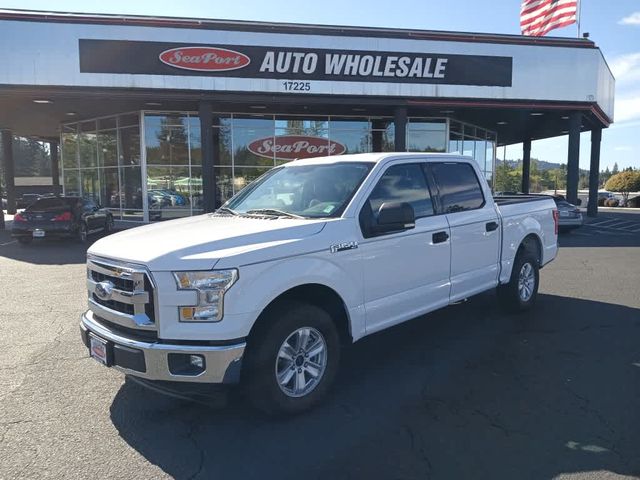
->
xmin=520 ymin=0 xmax=579 ymax=36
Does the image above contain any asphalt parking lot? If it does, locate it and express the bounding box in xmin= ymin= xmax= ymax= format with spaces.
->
xmin=1 ymin=211 xmax=639 ymax=480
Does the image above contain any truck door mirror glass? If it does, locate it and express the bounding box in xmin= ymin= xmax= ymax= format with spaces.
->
xmin=375 ymin=202 xmax=415 ymax=234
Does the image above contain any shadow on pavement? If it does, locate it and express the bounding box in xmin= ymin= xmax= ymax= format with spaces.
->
xmin=558 ymin=229 xmax=640 ymax=248
xmin=0 ymin=228 xmax=98 ymax=265
xmin=110 ymin=292 xmax=640 ymax=480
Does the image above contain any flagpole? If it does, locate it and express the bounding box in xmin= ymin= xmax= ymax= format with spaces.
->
xmin=577 ymin=0 xmax=582 ymax=38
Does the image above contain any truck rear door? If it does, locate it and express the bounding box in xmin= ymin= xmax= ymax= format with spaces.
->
xmin=426 ymin=162 xmax=501 ymax=302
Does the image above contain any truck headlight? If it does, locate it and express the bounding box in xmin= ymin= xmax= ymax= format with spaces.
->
xmin=173 ymin=269 xmax=238 ymax=322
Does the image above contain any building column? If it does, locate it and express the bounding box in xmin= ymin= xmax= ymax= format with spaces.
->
xmin=1 ymin=130 xmax=16 ymax=215
xmin=394 ymin=107 xmax=407 ymax=152
xmin=49 ymin=140 xmax=60 ymax=193
xmin=566 ymin=112 xmax=581 ymax=205
xmin=371 ymin=119 xmax=386 ymax=152
xmin=521 ymin=138 xmax=531 ymax=194
xmin=198 ymin=101 xmax=216 ymax=213
xmin=587 ymin=128 xmax=602 ymax=217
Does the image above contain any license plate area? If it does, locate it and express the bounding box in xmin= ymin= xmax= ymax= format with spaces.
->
xmin=89 ymin=333 xmax=113 ymax=366
xmin=32 ymin=229 xmax=45 ymax=238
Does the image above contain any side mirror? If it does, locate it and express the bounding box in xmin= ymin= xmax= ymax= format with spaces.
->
xmin=375 ymin=202 xmax=415 ymax=234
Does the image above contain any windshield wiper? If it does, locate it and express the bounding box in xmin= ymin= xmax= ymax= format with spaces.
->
xmin=245 ymin=208 xmax=303 ymax=219
xmin=215 ymin=207 xmax=238 ymax=216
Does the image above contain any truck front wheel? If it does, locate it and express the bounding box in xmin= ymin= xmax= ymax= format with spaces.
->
xmin=498 ymin=250 xmax=540 ymax=312
xmin=243 ymin=301 xmax=340 ymax=415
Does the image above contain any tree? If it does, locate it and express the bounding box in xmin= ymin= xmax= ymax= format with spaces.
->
xmin=605 ymin=171 xmax=640 ymax=204
xmin=495 ymin=161 xmax=521 ymax=192
xmin=612 ymin=162 xmax=619 ymax=175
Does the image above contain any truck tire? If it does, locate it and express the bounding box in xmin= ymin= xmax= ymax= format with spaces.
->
xmin=243 ymin=301 xmax=340 ymax=415
xmin=498 ymin=250 xmax=539 ymax=312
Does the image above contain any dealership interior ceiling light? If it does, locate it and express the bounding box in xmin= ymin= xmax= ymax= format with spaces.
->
xmin=561 ymin=116 xmax=570 ymax=120
xmin=440 ymin=110 xmax=455 ymax=114
xmin=65 ymin=111 xmax=77 ymax=116
xmin=145 ymin=102 xmax=162 ymax=106
xmin=497 ymin=121 xmax=508 ymax=125
xmin=33 ymin=99 xmax=53 ymax=104
xmin=352 ymin=107 xmax=366 ymax=112
xmin=249 ymin=105 xmax=267 ymax=109
xmin=530 ymin=112 xmax=544 ymax=116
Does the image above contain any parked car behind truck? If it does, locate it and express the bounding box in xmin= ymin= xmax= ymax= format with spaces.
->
xmin=80 ymin=153 xmax=559 ymax=415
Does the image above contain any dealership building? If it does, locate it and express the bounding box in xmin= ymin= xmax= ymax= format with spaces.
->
xmin=0 ymin=10 xmax=614 ymax=223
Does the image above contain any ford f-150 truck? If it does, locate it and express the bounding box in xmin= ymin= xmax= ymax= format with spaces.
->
xmin=80 ymin=153 xmax=559 ymax=414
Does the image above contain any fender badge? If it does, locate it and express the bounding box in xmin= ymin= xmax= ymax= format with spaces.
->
xmin=330 ymin=241 xmax=358 ymax=253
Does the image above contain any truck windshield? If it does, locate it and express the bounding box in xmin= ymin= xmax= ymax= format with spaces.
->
xmin=224 ymin=162 xmax=374 ymax=218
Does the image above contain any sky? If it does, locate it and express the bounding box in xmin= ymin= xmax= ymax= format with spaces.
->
xmin=2 ymin=0 xmax=639 ymax=170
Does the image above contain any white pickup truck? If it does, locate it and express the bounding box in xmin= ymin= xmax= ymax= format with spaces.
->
xmin=81 ymin=153 xmax=558 ymax=414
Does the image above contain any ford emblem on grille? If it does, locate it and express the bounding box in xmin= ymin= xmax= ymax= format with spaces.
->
xmin=95 ymin=280 xmax=115 ymax=301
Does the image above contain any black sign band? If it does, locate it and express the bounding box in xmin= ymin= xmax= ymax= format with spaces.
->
xmin=79 ymin=39 xmax=513 ymax=87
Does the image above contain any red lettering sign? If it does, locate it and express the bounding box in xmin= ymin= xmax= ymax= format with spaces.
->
xmin=248 ymin=135 xmax=347 ymax=160
xmin=159 ymin=47 xmax=250 ymax=72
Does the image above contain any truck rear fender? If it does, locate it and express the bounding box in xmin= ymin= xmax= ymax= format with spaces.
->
xmin=499 ymin=217 xmax=543 ymax=284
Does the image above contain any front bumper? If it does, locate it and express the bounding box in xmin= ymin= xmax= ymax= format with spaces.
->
xmin=80 ymin=310 xmax=245 ymax=384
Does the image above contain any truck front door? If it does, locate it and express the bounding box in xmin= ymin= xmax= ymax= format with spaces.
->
xmin=358 ymin=162 xmax=451 ymax=334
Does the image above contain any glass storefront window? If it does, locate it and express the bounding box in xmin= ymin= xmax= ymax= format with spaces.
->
xmin=145 ymin=115 xmax=190 ymax=166
xmin=98 ymin=130 xmax=118 ymax=168
xmin=329 ymin=129 xmax=370 ymax=155
xmin=407 ymin=120 xmax=446 ymax=153
xmin=63 ymin=169 xmax=80 ymax=196
xmin=62 ymin=111 xmax=496 ymax=221
xmin=215 ymin=167 xmax=234 ymax=205
xmin=233 ymin=127 xmax=275 ymax=167
xmin=213 ymin=125 xmax=232 ymax=166
xmin=119 ymin=126 xmax=140 ymax=166
xmin=61 ymin=126 xmax=78 ymax=169
xmin=101 ymin=168 xmax=120 ymax=213
xmin=78 ymin=121 xmax=97 ymax=168
xmin=275 ymin=118 xmax=328 ymax=135
xmin=81 ymin=169 xmax=100 ymax=203
xmin=447 ymin=119 xmax=496 ymax=188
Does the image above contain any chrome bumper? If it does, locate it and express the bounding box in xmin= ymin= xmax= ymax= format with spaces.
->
xmin=80 ymin=310 xmax=245 ymax=384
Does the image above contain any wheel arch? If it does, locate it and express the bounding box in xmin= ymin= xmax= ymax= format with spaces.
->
xmin=519 ymin=233 xmax=543 ymax=266
xmin=247 ymin=283 xmax=353 ymax=346
xmin=499 ymin=231 xmax=544 ymax=284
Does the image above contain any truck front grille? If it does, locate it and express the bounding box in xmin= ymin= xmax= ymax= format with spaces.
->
xmin=86 ymin=256 xmax=156 ymax=331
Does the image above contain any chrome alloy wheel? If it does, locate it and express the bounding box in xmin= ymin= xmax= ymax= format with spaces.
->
xmin=275 ymin=327 xmax=328 ymax=398
xmin=518 ymin=262 xmax=536 ymax=302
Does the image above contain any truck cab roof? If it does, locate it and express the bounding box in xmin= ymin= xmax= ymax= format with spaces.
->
xmin=289 ymin=152 xmax=472 ymax=166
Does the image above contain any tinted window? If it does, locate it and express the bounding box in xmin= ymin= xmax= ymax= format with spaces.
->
xmin=26 ymin=197 xmax=75 ymax=212
xmin=429 ymin=163 xmax=484 ymax=213
xmin=368 ymin=164 xmax=433 ymax=219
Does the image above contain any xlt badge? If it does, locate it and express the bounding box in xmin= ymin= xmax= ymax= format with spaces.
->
xmin=330 ymin=241 xmax=358 ymax=253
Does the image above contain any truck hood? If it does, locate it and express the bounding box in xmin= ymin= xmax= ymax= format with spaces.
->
xmin=88 ymin=214 xmax=327 ymax=270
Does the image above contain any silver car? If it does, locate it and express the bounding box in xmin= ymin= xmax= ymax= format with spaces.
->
xmin=555 ymin=197 xmax=583 ymax=231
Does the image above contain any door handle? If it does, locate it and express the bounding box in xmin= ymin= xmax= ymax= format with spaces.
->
xmin=486 ymin=221 xmax=499 ymax=232
xmin=432 ymin=231 xmax=449 ymax=244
